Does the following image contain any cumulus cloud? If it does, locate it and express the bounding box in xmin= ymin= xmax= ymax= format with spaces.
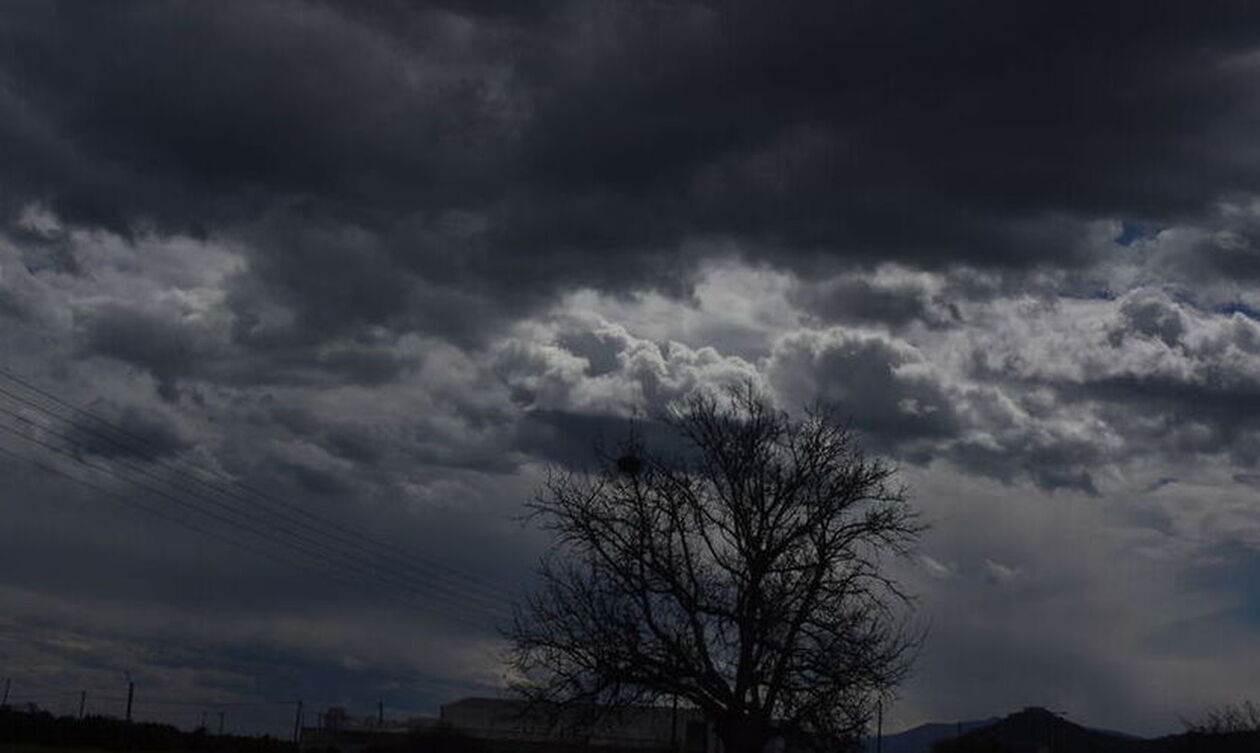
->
xmin=766 ymin=327 xmax=960 ymax=457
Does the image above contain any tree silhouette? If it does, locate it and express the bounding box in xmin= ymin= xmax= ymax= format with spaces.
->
xmin=1182 ymin=701 xmax=1260 ymax=734
xmin=508 ymin=385 xmax=924 ymax=753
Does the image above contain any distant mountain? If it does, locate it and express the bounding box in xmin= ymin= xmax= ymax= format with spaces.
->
xmin=1090 ymin=726 xmax=1145 ymax=741
xmin=935 ymin=707 xmax=1144 ymax=753
xmin=864 ymin=707 xmax=1260 ymax=753
xmin=863 ymin=718 xmax=999 ymax=753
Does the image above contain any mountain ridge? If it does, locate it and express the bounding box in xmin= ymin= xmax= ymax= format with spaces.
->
xmin=864 ymin=717 xmax=1000 ymax=753
xmin=928 ymin=706 xmax=1260 ymax=753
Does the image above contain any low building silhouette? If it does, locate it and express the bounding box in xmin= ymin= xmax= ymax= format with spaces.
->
xmin=302 ymin=697 xmax=832 ymax=753
xmin=300 ymin=706 xmax=438 ymax=753
xmin=438 ymin=696 xmax=717 ymax=753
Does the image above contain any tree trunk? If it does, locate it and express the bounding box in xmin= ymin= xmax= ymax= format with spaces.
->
xmin=716 ymin=713 xmax=771 ymax=753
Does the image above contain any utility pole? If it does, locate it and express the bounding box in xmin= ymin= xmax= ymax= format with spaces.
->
xmin=201 ymin=711 xmax=207 ymax=730
xmin=876 ymin=699 xmax=883 ymax=753
xmin=79 ymin=691 xmax=86 ymax=719
xmin=293 ymin=701 xmax=304 ymax=747
xmin=125 ymin=681 xmax=134 ymax=722
xmin=378 ymin=701 xmax=384 ymax=728
xmin=218 ymin=711 xmax=225 ymax=735
xmin=2 ymin=678 xmax=10 ymax=707
xmin=670 ymin=695 xmax=679 ymax=753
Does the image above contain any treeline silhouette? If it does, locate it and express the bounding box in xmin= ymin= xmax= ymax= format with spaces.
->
xmin=361 ymin=728 xmax=678 ymax=753
xmin=0 ymin=704 xmax=497 ymax=753
xmin=937 ymin=733 xmax=1260 ymax=753
xmin=0 ymin=704 xmax=293 ymax=753
xmin=360 ymin=726 xmax=489 ymax=753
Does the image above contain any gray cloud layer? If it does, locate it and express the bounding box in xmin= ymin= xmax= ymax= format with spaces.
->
xmin=5 ymin=1 xmax=1260 ymax=341
xmin=3 ymin=0 xmax=1260 ymax=739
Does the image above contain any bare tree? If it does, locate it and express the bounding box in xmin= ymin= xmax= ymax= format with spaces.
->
xmin=1182 ymin=700 xmax=1260 ymax=734
xmin=508 ymin=385 xmax=924 ymax=753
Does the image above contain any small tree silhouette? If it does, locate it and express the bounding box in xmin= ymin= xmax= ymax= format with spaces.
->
xmin=1183 ymin=701 xmax=1260 ymax=734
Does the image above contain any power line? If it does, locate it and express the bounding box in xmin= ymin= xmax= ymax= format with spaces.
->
xmin=0 ymin=370 xmax=523 ymax=704
xmin=0 ymin=382 xmax=515 ymax=620
xmin=0 ymin=438 xmax=498 ymax=630
xmin=0 ymin=368 xmax=511 ymax=602
xmin=0 ymin=403 xmax=509 ymax=624
xmin=0 ymin=372 xmax=511 ymax=609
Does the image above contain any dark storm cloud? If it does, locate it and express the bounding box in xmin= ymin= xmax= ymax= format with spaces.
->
xmin=1131 ymin=208 xmax=1260 ymax=284
xmin=759 ymin=325 xmax=1102 ymax=491
xmin=554 ymin=330 xmax=626 ymax=377
xmin=7 ymin=0 xmax=1260 ymax=736
xmin=63 ymin=401 xmax=190 ymax=460
xmin=1083 ymin=375 xmax=1260 ymax=466
xmin=768 ymin=329 xmax=960 ymax=449
xmin=76 ymin=303 xmax=217 ymax=399
xmin=791 ymin=272 xmax=964 ymax=329
xmin=1111 ymin=291 xmax=1188 ymax=347
xmin=512 ymin=409 xmax=694 ymax=469
xmin=489 ymin=0 xmax=1260 ymax=267
xmin=512 ymin=410 xmax=637 ymax=468
xmin=0 ymin=1 xmax=518 ymax=226
xmin=3 ymin=0 xmax=1260 ymax=350
xmin=948 ymin=429 xmax=1101 ymax=494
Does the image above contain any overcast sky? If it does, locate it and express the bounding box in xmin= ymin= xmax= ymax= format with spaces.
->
xmin=3 ymin=0 xmax=1260 ymax=738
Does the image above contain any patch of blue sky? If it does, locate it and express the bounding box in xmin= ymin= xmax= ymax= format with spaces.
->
xmin=1113 ymin=220 xmax=1163 ymax=247
xmin=1184 ymin=541 xmax=1260 ymax=629
xmin=1215 ymin=301 xmax=1260 ymax=321
xmin=1219 ymin=557 xmax=1260 ymax=628
xmin=1164 ymin=285 xmax=1202 ymax=309
xmin=1131 ymin=285 xmax=1260 ymax=320
xmin=1055 ymin=275 xmax=1116 ymax=301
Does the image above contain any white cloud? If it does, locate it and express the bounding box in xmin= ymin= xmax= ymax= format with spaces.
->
xmin=982 ymin=559 xmax=1021 ymax=586
xmin=919 ymin=555 xmax=954 ymax=580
